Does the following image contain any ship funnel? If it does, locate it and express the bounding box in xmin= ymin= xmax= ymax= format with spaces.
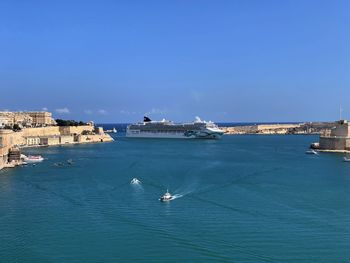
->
xmin=144 ymin=116 xmax=152 ymax=122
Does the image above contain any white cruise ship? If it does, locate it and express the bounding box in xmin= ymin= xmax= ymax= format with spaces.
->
xmin=126 ymin=117 xmax=224 ymax=139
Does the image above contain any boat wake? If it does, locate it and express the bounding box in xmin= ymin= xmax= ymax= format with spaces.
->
xmin=171 ymin=194 xmax=183 ymax=200
xmin=130 ymin=178 xmax=144 ymax=191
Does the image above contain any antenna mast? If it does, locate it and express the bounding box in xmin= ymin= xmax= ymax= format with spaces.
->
xmin=340 ymin=105 xmax=343 ymax=120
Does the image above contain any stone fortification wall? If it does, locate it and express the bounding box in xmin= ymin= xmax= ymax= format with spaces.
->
xmin=330 ymin=121 xmax=350 ymax=137
xmin=0 ymin=125 xmax=113 ymax=170
xmin=222 ymin=124 xmax=301 ymax=135
xmin=60 ymin=135 xmax=75 ymax=144
xmin=0 ymin=130 xmax=16 ymax=169
xmin=318 ymin=121 xmax=350 ymax=152
xmin=21 ymin=127 xmax=61 ymax=137
xmin=59 ymin=125 xmax=94 ymax=136
xmin=256 ymin=124 xmax=301 ymax=130
xmin=319 ymin=137 xmax=350 ymax=151
xmin=79 ymin=134 xmax=113 ymax=143
xmin=0 ymin=155 xmax=5 ymax=170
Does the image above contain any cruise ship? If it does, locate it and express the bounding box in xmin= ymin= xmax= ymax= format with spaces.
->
xmin=126 ymin=117 xmax=224 ymax=139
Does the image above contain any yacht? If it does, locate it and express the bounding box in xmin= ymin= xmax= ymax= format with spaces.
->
xmin=126 ymin=116 xmax=224 ymax=139
xmin=159 ymin=190 xmax=173 ymax=202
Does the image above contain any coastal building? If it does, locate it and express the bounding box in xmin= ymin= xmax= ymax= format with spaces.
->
xmin=0 ymin=111 xmax=55 ymax=128
xmin=27 ymin=111 xmax=56 ymax=126
xmin=319 ymin=120 xmax=350 ymax=151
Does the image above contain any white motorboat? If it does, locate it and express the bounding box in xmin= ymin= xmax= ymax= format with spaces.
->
xmin=305 ymin=149 xmax=318 ymax=155
xmin=130 ymin=178 xmax=141 ymax=184
xmin=344 ymin=157 xmax=350 ymax=162
xmin=106 ymin=127 xmax=117 ymax=133
xmin=23 ymin=155 xmax=44 ymax=163
xmin=159 ymin=190 xmax=174 ymax=202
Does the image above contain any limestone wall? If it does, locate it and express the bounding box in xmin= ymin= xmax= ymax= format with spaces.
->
xmin=0 ymin=155 xmax=6 ymax=170
xmin=60 ymin=135 xmax=75 ymax=144
xmin=330 ymin=122 xmax=350 ymax=137
xmin=48 ymin=137 xmax=60 ymax=145
xmin=0 ymin=125 xmax=113 ymax=170
xmin=222 ymin=124 xmax=300 ymax=135
xmin=59 ymin=125 xmax=94 ymax=135
xmin=319 ymin=137 xmax=347 ymax=150
xmin=21 ymin=127 xmax=61 ymax=137
xmin=256 ymin=124 xmax=301 ymax=130
xmin=80 ymin=134 xmax=113 ymax=143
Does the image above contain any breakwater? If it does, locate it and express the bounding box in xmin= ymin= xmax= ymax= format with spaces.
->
xmin=221 ymin=122 xmax=335 ymax=135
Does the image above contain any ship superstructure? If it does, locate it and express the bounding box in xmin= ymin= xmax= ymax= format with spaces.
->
xmin=126 ymin=117 xmax=224 ymax=139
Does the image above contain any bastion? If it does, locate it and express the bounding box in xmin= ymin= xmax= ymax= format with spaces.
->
xmin=318 ymin=120 xmax=350 ymax=152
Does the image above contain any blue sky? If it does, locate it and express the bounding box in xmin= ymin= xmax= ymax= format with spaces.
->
xmin=0 ymin=0 xmax=349 ymax=123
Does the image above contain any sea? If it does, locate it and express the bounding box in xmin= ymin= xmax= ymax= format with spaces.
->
xmin=1 ymin=124 xmax=350 ymax=262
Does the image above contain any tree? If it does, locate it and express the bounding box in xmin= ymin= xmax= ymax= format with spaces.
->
xmin=13 ymin=124 xmax=21 ymax=131
xmin=55 ymin=119 xmax=87 ymax=126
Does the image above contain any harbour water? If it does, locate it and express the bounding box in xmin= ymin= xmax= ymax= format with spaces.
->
xmin=1 ymin=133 xmax=350 ymax=262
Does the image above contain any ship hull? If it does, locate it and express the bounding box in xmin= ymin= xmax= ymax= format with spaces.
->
xmin=126 ymin=131 xmax=223 ymax=139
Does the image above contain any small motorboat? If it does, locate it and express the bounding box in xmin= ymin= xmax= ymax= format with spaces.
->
xmin=130 ymin=178 xmax=141 ymax=185
xmin=106 ymin=128 xmax=118 ymax=133
xmin=305 ymin=149 xmax=318 ymax=155
xmin=344 ymin=157 xmax=350 ymax=162
xmin=159 ymin=190 xmax=174 ymax=202
xmin=24 ymin=155 xmax=44 ymax=163
xmin=67 ymin=159 xmax=74 ymax=165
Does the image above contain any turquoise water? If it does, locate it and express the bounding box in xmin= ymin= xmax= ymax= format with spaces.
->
xmin=1 ymin=135 xmax=350 ymax=262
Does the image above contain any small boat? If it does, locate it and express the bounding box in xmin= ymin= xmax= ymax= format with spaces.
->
xmin=130 ymin=178 xmax=141 ymax=184
xmin=67 ymin=159 xmax=74 ymax=165
xmin=159 ymin=190 xmax=174 ymax=202
xmin=344 ymin=157 xmax=350 ymax=162
xmin=24 ymin=155 xmax=44 ymax=163
xmin=106 ymin=128 xmax=117 ymax=133
xmin=305 ymin=149 xmax=318 ymax=155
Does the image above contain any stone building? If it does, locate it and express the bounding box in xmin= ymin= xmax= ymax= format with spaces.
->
xmin=27 ymin=111 xmax=56 ymax=126
xmin=319 ymin=120 xmax=350 ymax=151
xmin=0 ymin=112 xmax=32 ymax=127
xmin=0 ymin=111 xmax=56 ymax=128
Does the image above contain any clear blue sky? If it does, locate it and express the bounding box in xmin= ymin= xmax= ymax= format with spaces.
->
xmin=0 ymin=0 xmax=349 ymax=123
